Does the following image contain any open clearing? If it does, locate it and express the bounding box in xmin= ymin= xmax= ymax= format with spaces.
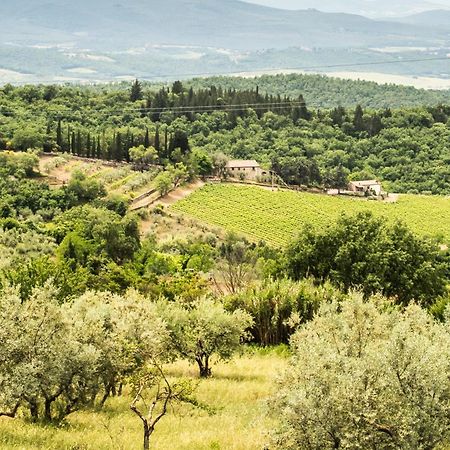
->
xmin=39 ymin=155 xmax=158 ymax=200
xmin=172 ymin=183 xmax=450 ymax=246
xmin=0 ymin=350 xmax=286 ymax=450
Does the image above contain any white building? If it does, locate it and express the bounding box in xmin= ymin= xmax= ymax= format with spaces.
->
xmin=348 ymin=180 xmax=382 ymax=196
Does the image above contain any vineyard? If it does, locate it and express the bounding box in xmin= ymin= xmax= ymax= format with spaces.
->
xmin=172 ymin=184 xmax=450 ymax=246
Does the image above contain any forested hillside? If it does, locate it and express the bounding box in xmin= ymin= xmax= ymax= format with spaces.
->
xmin=187 ymin=73 xmax=450 ymax=108
xmin=1 ymin=0 xmax=449 ymax=83
xmin=1 ymin=78 xmax=450 ymax=193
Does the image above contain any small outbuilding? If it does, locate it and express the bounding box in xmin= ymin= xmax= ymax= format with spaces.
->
xmin=348 ymin=180 xmax=382 ymax=196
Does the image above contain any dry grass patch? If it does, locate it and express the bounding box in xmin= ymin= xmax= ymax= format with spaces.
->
xmin=0 ymin=351 xmax=287 ymax=450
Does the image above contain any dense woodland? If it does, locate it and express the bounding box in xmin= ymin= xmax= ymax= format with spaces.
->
xmin=1 ymin=77 xmax=450 ymax=449
xmin=187 ymin=73 xmax=450 ymax=108
xmin=1 ymin=78 xmax=450 ymax=193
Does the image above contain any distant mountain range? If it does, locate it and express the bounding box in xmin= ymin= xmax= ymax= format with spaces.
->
xmin=393 ymin=9 xmax=450 ymax=28
xmin=0 ymin=0 xmax=449 ymax=84
xmin=244 ymin=0 xmax=450 ymax=18
xmin=1 ymin=0 xmax=449 ymax=51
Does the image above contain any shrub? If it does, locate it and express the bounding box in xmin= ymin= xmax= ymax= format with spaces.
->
xmin=271 ymin=294 xmax=450 ymax=449
xmin=226 ymin=278 xmax=343 ymax=345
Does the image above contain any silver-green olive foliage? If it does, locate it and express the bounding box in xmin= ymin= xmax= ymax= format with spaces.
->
xmin=0 ymin=286 xmax=168 ymax=422
xmin=159 ymin=298 xmax=253 ymax=378
xmin=272 ymin=294 xmax=450 ymax=450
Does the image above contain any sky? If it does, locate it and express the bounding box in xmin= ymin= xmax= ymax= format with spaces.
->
xmin=243 ymin=0 xmax=450 ymax=17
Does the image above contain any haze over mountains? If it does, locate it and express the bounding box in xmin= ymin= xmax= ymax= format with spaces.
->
xmin=0 ymin=0 xmax=449 ymax=84
xmin=245 ymin=0 xmax=450 ymax=18
xmin=1 ymin=0 xmax=449 ymax=50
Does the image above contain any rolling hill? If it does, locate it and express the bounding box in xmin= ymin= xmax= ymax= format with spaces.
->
xmin=172 ymin=184 xmax=450 ymax=246
xmin=243 ymin=0 xmax=450 ymax=18
xmin=395 ymin=9 xmax=450 ymax=28
xmin=1 ymin=0 xmax=449 ymax=51
xmin=1 ymin=0 xmax=449 ymax=84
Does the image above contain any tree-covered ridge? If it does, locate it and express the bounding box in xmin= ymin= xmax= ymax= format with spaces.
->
xmin=1 ymin=79 xmax=450 ymax=193
xmin=186 ymin=73 xmax=450 ymax=108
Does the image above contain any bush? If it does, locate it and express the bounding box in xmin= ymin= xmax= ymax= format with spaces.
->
xmin=0 ymin=150 xmax=39 ymax=177
xmin=271 ymin=294 xmax=450 ymax=449
xmin=286 ymin=211 xmax=448 ymax=306
xmin=66 ymin=170 xmax=106 ymax=204
xmin=226 ymin=278 xmax=343 ymax=345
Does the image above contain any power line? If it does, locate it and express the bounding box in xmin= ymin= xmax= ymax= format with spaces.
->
xmin=0 ymin=101 xmax=307 ymax=118
xmin=1 ymin=55 xmax=448 ymax=86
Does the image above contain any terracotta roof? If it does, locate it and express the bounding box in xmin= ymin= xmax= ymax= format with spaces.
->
xmin=226 ymin=160 xmax=260 ymax=168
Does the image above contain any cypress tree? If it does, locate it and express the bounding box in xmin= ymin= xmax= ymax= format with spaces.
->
xmin=67 ymin=126 xmax=71 ymax=153
xmin=96 ymin=136 xmax=102 ymax=159
xmin=76 ymin=130 xmax=82 ymax=156
xmin=71 ymin=131 xmax=76 ymax=155
xmin=331 ymin=106 xmax=345 ymax=127
xmin=369 ymin=115 xmax=383 ymax=137
xmin=172 ymin=80 xmax=184 ymax=95
xmin=292 ymin=107 xmax=301 ymax=124
xmin=43 ymin=123 xmax=52 ymax=153
xmin=169 ymin=130 xmax=190 ymax=155
xmin=154 ymin=126 xmax=160 ymax=153
xmin=353 ymin=105 xmax=365 ymax=132
xmin=115 ymin=132 xmax=122 ymax=161
xmin=125 ymin=132 xmax=131 ymax=162
xmin=144 ymin=128 xmax=150 ymax=148
xmin=109 ymin=133 xmax=116 ymax=161
xmin=164 ymin=126 xmax=168 ymax=158
xmin=86 ymin=133 xmax=91 ymax=158
xmin=91 ymin=136 xmax=96 ymax=159
xmin=56 ymin=119 xmax=63 ymax=150
xmin=130 ymin=79 xmax=143 ymax=102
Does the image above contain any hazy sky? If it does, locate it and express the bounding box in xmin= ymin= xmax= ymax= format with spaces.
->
xmin=243 ymin=0 xmax=450 ymax=17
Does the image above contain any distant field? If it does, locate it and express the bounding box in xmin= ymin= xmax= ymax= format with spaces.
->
xmin=172 ymin=184 xmax=450 ymax=246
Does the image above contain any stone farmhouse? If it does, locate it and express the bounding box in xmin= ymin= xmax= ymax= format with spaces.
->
xmin=226 ymin=160 xmax=269 ymax=181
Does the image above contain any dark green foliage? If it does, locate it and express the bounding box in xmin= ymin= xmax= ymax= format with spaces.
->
xmin=130 ymin=79 xmax=143 ymax=102
xmin=226 ymin=278 xmax=342 ymax=345
xmin=53 ymin=205 xmax=140 ymax=264
xmin=66 ymin=171 xmax=106 ymax=205
xmin=285 ymin=212 xmax=448 ymax=306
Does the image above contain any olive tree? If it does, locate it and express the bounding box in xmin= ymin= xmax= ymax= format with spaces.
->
xmin=0 ymin=286 xmax=169 ymax=422
xmin=159 ymin=298 xmax=252 ymax=377
xmin=154 ymin=171 xmax=174 ymax=196
xmin=271 ymin=294 xmax=450 ymax=450
xmin=0 ymin=284 xmax=99 ymax=422
xmin=68 ymin=290 xmax=168 ymax=405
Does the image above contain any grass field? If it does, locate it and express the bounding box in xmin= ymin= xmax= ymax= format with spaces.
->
xmin=172 ymin=184 xmax=450 ymax=246
xmin=0 ymin=350 xmax=287 ymax=450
